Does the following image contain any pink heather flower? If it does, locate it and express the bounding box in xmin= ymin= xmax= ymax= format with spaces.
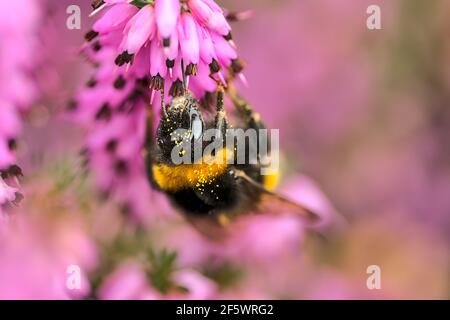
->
xmin=222 ymin=215 xmax=305 ymax=264
xmin=85 ymin=0 xmax=241 ymax=102
xmin=73 ymin=0 xmax=244 ymax=219
xmin=169 ymin=270 xmax=217 ymax=300
xmin=178 ymin=14 xmax=200 ymax=67
xmin=98 ymin=262 xmax=216 ymax=300
xmin=161 ymin=215 xmax=305 ymax=266
xmin=0 ymin=177 xmax=20 ymax=218
xmin=122 ymin=5 xmax=156 ymax=54
xmin=98 ymin=262 xmax=158 ymax=300
xmin=70 ymin=43 xmax=173 ymax=223
xmin=0 ymin=0 xmax=40 ymax=211
xmin=188 ymin=0 xmax=231 ymax=36
xmin=0 ymin=166 xmax=23 ymax=219
xmin=155 ymin=0 xmax=180 ymax=42
xmin=0 ymin=178 xmax=19 ymax=204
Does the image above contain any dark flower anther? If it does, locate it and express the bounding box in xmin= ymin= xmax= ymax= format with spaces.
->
xmin=105 ymin=139 xmax=118 ymax=153
xmin=119 ymin=202 xmax=132 ymax=218
xmin=84 ymin=30 xmax=99 ymax=42
xmin=169 ymin=79 xmax=184 ymax=97
xmin=226 ymin=10 xmax=253 ymax=22
xmin=224 ymin=32 xmax=237 ymax=49
xmin=150 ymin=74 xmax=165 ymax=91
xmin=127 ymin=88 xmax=144 ymax=103
xmin=224 ymin=32 xmax=233 ymax=41
xmin=162 ymin=38 xmax=170 ymax=48
xmin=185 ymin=63 xmax=198 ymax=76
xmin=209 ymin=59 xmax=221 ymax=74
xmin=226 ymin=12 xmax=239 ymax=21
xmin=231 ymin=58 xmax=245 ymax=74
xmin=92 ymin=41 xmax=102 ymax=52
xmin=91 ymin=0 xmax=105 ymax=10
xmin=1 ymin=164 xmax=23 ymax=179
xmin=136 ymin=76 xmax=150 ymax=88
xmin=113 ymin=75 xmax=126 ymax=90
xmin=114 ymin=51 xmax=134 ymax=66
xmin=12 ymin=192 xmax=24 ymax=205
xmin=166 ymin=59 xmax=175 ymax=69
xmin=9 ymin=164 xmax=23 ymax=177
xmin=95 ymin=103 xmax=112 ymax=120
xmin=114 ymin=159 xmax=128 ymax=175
xmin=86 ymin=77 xmax=97 ymax=88
xmin=67 ymin=99 xmax=78 ymax=111
xmin=7 ymin=138 xmax=17 ymax=151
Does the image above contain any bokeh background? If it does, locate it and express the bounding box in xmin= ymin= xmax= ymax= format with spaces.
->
xmin=1 ymin=0 xmax=449 ymax=299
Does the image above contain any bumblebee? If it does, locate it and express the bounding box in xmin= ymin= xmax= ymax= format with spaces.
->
xmin=145 ymin=85 xmax=319 ymax=239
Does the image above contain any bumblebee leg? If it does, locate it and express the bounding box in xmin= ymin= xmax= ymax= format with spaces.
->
xmin=160 ymin=87 xmax=167 ymax=119
xmin=214 ymin=85 xmax=228 ymax=137
xmin=226 ymin=85 xmax=271 ymax=175
xmin=144 ymin=104 xmax=155 ymax=180
xmin=226 ymin=84 xmax=266 ymax=131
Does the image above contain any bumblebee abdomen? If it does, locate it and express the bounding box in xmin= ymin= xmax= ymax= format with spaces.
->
xmin=169 ymin=189 xmax=217 ymax=214
xmin=150 ymin=147 xmax=243 ymax=215
xmin=168 ymin=174 xmax=239 ymax=215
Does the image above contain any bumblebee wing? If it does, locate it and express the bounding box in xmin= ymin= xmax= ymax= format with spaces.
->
xmin=234 ymin=170 xmax=320 ymax=223
xmin=184 ymin=213 xmax=232 ymax=241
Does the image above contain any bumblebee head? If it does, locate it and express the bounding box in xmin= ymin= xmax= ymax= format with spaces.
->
xmin=157 ymin=93 xmax=205 ymax=161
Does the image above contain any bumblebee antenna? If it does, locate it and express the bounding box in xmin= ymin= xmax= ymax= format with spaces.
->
xmin=161 ymin=87 xmax=167 ymax=118
xmin=181 ymin=59 xmax=188 ymax=93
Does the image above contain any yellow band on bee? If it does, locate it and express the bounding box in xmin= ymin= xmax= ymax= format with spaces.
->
xmin=152 ymin=148 xmax=232 ymax=192
xmin=262 ymin=172 xmax=279 ymax=191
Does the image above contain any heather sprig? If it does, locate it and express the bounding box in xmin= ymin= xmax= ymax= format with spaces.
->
xmin=0 ymin=0 xmax=40 ymax=212
xmin=72 ymin=0 xmax=247 ymax=220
